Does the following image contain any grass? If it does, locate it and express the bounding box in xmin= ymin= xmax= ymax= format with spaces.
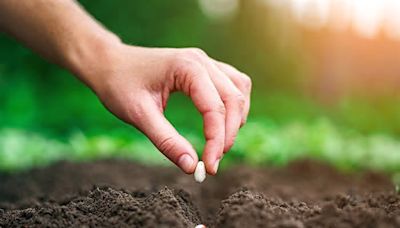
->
xmin=2 ymin=117 xmax=400 ymax=173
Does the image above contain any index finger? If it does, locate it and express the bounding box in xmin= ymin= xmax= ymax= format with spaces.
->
xmin=175 ymin=61 xmax=225 ymax=175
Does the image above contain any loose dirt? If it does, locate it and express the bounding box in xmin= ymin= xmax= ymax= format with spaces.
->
xmin=0 ymin=159 xmax=399 ymax=227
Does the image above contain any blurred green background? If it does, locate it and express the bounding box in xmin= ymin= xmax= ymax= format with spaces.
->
xmin=1 ymin=0 xmax=400 ymax=172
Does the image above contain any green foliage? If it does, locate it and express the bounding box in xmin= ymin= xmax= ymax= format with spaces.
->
xmin=0 ymin=128 xmax=169 ymax=171
xmin=233 ymin=119 xmax=400 ymax=172
xmin=3 ymin=118 xmax=400 ymax=173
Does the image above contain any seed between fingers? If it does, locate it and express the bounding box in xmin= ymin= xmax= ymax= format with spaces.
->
xmin=194 ymin=161 xmax=206 ymax=183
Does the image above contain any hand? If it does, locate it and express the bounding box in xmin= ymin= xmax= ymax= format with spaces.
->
xmin=0 ymin=0 xmax=251 ymax=174
xmin=80 ymin=44 xmax=251 ymax=175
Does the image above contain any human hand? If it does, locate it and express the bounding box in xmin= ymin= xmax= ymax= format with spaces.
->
xmin=0 ymin=0 xmax=251 ymax=174
xmin=80 ymin=44 xmax=251 ymax=175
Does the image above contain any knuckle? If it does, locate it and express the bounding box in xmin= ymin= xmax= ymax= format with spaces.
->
xmin=182 ymin=48 xmax=207 ymax=60
xmin=173 ymin=58 xmax=207 ymax=92
xmin=214 ymin=103 xmax=226 ymax=116
xmin=157 ymin=135 xmax=177 ymax=155
xmin=188 ymin=47 xmax=207 ymax=56
xmin=174 ymin=58 xmax=203 ymax=76
xmin=241 ymin=74 xmax=252 ymax=90
xmin=205 ymin=103 xmax=226 ymax=116
xmin=227 ymin=92 xmax=246 ymax=107
xmin=236 ymin=93 xmax=246 ymax=106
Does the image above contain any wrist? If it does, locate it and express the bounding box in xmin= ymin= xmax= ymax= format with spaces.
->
xmin=65 ymin=31 xmax=123 ymax=92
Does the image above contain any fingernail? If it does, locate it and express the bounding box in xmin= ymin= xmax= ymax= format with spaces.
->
xmin=178 ymin=154 xmax=194 ymax=172
xmin=213 ymin=159 xmax=221 ymax=174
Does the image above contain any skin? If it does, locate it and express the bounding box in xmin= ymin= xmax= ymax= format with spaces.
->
xmin=0 ymin=0 xmax=251 ymax=175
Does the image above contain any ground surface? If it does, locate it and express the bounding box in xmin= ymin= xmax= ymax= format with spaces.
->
xmin=0 ymin=159 xmax=399 ymax=227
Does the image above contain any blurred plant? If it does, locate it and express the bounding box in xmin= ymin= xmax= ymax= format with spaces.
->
xmin=3 ymin=117 xmax=400 ymax=173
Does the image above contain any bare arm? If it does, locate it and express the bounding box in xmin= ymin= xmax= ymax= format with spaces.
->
xmin=0 ymin=0 xmax=251 ymax=175
xmin=0 ymin=0 xmax=119 ymax=86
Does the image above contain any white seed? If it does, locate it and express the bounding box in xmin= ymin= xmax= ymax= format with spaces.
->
xmin=194 ymin=161 xmax=206 ymax=183
xmin=195 ymin=224 xmax=206 ymax=228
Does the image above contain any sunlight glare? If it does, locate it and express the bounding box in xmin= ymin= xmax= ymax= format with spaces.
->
xmin=383 ymin=0 xmax=400 ymax=40
xmin=330 ymin=0 xmax=352 ymax=31
xmin=351 ymin=0 xmax=384 ymax=38
xmin=290 ymin=0 xmax=330 ymax=29
xmin=262 ymin=0 xmax=400 ymax=40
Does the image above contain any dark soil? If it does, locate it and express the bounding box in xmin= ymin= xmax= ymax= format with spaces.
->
xmin=0 ymin=159 xmax=399 ymax=227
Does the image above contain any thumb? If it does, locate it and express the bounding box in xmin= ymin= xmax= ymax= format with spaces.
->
xmin=131 ymin=95 xmax=198 ymax=174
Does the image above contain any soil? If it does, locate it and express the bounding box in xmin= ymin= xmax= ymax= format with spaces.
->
xmin=0 ymin=159 xmax=399 ymax=227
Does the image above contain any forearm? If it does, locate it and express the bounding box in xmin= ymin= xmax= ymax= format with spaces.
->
xmin=0 ymin=0 xmax=121 ymax=86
